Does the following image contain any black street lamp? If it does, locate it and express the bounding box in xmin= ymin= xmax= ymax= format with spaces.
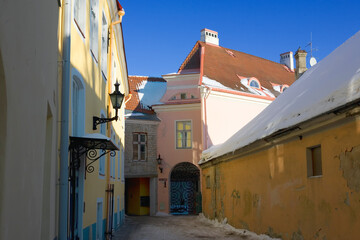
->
xmin=157 ymin=154 xmax=163 ymax=173
xmin=93 ymin=82 xmax=124 ymax=130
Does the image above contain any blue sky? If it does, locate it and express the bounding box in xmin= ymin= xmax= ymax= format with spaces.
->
xmin=121 ymin=0 xmax=360 ymax=77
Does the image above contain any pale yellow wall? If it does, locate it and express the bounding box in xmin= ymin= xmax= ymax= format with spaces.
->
xmin=201 ymin=119 xmax=360 ymax=240
xmin=61 ymin=0 xmax=127 ymax=230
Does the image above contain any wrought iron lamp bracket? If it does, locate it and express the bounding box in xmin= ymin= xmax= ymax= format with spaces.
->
xmin=93 ymin=115 xmax=118 ymax=130
xmin=69 ymin=141 xmax=116 ymax=175
xmin=85 ymin=149 xmax=116 ymax=173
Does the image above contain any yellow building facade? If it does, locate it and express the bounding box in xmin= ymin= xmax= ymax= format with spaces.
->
xmin=58 ymin=0 xmax=128 ymax=239
xmin=200 ymin=31 xmax=360 ymax=240
xmin=201 ymin=117 xmax=360 ymax=239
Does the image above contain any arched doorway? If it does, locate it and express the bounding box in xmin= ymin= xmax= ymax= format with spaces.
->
xmin=170 ymin=162 xmax=200 ymax=215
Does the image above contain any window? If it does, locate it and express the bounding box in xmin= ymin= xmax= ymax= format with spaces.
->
xmin=176 ymin=121 xmax=192 ymax=149
xmin=249 ymin=79 xmax=260 ymax=88
xmin=133 ymin=133 xmax=147 ymax=161
xmin=74 ymin=0 xmax=85 ymax=37
xmin=118 ymin=141 xmax=121 ymax=180
xmin=101 ymin=12 xmax=108 ymax=79
xmin=307 ymin=145 xmax=322 ymax=177
xmin=206 ymin=176 xmax=211 ymax=189
xmin=99 ymin=112 xmax=106 ymax=176
xmin=111 ymin=129 xmax=116 ymax=179
xmin=90 ymin=0 xmax=99 ymax=61
xmin=180 ymin=93 xmax=186 ymax=99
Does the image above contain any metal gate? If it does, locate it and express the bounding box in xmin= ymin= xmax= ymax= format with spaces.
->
xmin=170 ymin=162 xmax=200 ymax=214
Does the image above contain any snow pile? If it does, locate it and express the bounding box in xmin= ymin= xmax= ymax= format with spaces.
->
xmin=197 ymin=214 xmax=281 ymax=240
xmin=201 ymin=31 xmax=360 ymax=162
xmin=137 ymin=80 xmax=167 ymax=109
xmin=202 ymin=76 xmax=233 ymax=90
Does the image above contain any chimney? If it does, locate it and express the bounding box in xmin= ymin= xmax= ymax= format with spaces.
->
xmin=200 ymin=28 xmax=219 ymax=46
xmin=294 ymin=47 xmax=307 ymax=80
xmin=280 ymin=51 xmax=294 ymax=71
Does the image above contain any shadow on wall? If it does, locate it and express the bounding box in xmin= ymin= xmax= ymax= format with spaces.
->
xmin=0 ymin=48 xmax=7 ymax=219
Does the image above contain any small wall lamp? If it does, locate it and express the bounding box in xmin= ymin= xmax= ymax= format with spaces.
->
xmin=93 ymin=82 xmax=124 ymax=130
xmin=156 ymin=154 xmax=163 ymax=173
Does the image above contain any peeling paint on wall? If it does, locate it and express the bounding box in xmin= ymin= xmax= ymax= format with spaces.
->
xmin=339 ymin=146 xmax=360 ymax=192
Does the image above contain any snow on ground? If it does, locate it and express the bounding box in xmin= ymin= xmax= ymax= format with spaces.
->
xmin=201 ymin=30 xmax=360 ymax=162
xmin=137 ymin=80 xmax=167 ymax=109
xmin=197 ymin=214 xmax=280 ymax=240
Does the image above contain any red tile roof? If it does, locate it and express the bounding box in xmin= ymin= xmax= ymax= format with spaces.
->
xmin=179 ymin=41 xmax=295 ymax=97
xmin=125 ymin=76 xmax=166 ymax=114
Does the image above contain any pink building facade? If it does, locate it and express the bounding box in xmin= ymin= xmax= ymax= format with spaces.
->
xmin=149 ymin=29 xmax=295 ymax=214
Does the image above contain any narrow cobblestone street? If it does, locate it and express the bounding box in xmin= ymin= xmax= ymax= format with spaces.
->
xmin=112 ymin=215 xmax=276 ymax=240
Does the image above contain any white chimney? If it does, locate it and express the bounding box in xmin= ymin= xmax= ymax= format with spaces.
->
xmin=280 ymin=51 xmax=294 ymax=71
xmin=200 ymin=28 xmax=219 ymax=46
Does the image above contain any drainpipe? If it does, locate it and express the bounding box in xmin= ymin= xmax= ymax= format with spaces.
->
xmin=59 ymin=0 xmax=71 ymax=239
xmin=106 ymin=9 xmax=125 ymax=239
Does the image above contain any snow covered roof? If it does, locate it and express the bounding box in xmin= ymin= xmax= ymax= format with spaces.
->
xmin=125 ymin=76 xmax=167 ymax=114
xmin=201 ymin=31 xmax=360 ymax=163
xmin=178 ymin=41 xmax=295 ymax=97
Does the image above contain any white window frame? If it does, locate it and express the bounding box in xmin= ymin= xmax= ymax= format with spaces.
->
xmin=90 ymin=0 xmax=99 ymax=62
xmin=101 ymin=11 xmax=108 ymax=80
xmin=132 ymin=133 xmax=147 ymax=161
xmin=99 ymin=110 xmax=106 ymax=178
xmin=175 ymin=120 xmax=192 ymax=149
xmin=73 ymin=0 xmax=86 ymax=38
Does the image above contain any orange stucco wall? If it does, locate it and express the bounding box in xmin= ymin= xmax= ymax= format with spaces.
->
xmin=201 ymin=119 xmax=360 ymax=240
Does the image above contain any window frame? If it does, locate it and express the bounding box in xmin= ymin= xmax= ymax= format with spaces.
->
xmin=306 ymin=145 xmax=323 ymax=177
xmin=132 ymin=132 xmax=147 ymax=161
xmin=89 ymin=0 xmax=99 ymax=63
xmin=175 ymin=120 xmax=192 ymax=149
xmin=73 ymin=0 xmax=86 ymax=38
xmin=101 ymin=11 xmax=108 ymax=80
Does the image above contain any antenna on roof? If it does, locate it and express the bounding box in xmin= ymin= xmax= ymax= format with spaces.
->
xmin=306 ymin=32 xmax=318 ymax=67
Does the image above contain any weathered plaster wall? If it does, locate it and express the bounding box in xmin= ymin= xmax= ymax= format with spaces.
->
xmin=201 ymin=119 xmax=360 ymax=240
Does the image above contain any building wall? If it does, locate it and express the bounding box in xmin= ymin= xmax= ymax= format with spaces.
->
xmin=0 ymin=1 xmax=59 ymax=239
xmin=58 ymin=0 xmax=127 ymax=238
xmin=124 ymin=120 xmax=159 ymax=177
xmin=156 ymin=106 xmax=202 ymax=213
xmin=203 ymin=90 xmax=272 ymax=148
xmin=201 ymin=119 xmax=360 ymax=240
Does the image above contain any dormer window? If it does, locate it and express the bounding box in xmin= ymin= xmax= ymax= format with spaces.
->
xmin=170 ymin=95 xmax=176 ymax=100
xmin=249 ymin=78 xmax=261 ymax=89
xmin=180 ymin=93 xmax=186 ymax=99
xmin=280 ymin=85 xmax=289 ymax=92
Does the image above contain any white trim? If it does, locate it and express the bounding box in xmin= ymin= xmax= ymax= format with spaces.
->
xmin=162 ymin=73 xmax=200 ymax=82
xmin=208 ymin=89 xmax=273 ymax=104
xmin=152 ymin=103 xmax=201 ymax=112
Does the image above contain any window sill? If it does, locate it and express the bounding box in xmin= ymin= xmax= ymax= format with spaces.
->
xmin=308 ymin=175 xmax=323 ymax=179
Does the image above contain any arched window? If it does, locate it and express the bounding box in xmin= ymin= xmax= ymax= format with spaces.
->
xmin=249 ymin=78 xmax=260 ymax=89
xmin=71 ymin=69 xmax=85 ymax=137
